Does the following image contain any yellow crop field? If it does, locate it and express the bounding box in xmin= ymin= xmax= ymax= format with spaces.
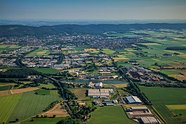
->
xmin=166 ymin=105 xmax=186 ymax=110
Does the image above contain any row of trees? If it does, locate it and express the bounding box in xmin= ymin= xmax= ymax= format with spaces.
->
xmin=166 ymin=46 xmax=186 ymax=50
xmin=127 ymin=81 xmax=152 ymax=105
xmin=0 ymin=68 xmax=39 ymax=78
xmin=138 ymin=82 xmax=186 ymax=88
xmin=43 ymin=100 xmax=61 ymax=112
xmin=49 ymin=78 xmax=96 ymax=123
xmin=68 ymin=100 xmax=96 ymax=121
xmin=57 ymin=117 xmax=80 ymax=124
xmin=52 ymin=71 xmax=75 ymax=80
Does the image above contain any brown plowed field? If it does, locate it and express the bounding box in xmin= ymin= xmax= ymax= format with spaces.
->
xmin=0 ymin=87 xmax=39 ymax=96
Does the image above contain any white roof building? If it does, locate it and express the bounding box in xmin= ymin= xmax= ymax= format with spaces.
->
xmin=95 ymin=82 xmax=103 ymax=88
xmin=88 ymin=89 xmax=113 ymax=98
xmin=125 ymin=96 xmax=142 ymax=104
xmin=140 ymin=117 xmax=160 ymax=124
xmin=88 ymin=82 xmax=95 ymax=88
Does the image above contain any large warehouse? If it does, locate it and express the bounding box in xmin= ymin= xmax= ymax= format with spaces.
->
xmin=88 ymin=89 xmax=113 ymax=98
xmin=125 ymin=96 xmax=142 ymax=104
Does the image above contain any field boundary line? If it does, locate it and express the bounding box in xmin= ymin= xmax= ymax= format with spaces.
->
xmin=151 ymin=105 xmax=166 ymax=124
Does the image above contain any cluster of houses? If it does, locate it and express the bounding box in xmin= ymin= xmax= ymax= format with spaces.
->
xmin=0 ymin=58 xmax=16 ymax=67
xmin=0 ymin=44 xmax=120 ymax=82
xmin=22 ymin=56 xmax=58 ymax=67
xmin=126 ymin=66 xmax=163 ymax=82
xmin=12 ymin=46 xmax=35 ymax=56
xmin=22 ymin=46 xmax=62 ymax=68
xmin=0 ymin=45 xmax=37 ymax=58
xmin=54 ymin=47 xmax=119 ymax=80
xmin=0 ymin=46 xmax=35 ymax=67
xmin=98 ymin=67 xmax=119 ymax=79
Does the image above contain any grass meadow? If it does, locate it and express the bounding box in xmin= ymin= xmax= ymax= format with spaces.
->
xmin=27 ymin=48 xmax=50 ymax=57
xmin=32 ymin=67 xmax=59 ymax=74
xmin=140 ymin=86 xmax=186 ymax=124
xmin=0 ymin=90 xmax=61 ymax=123
xmin=87 ymin=106 xmax=135 ymax=124
xmin=69 ymin=88 xmax=88 ymax=101
xmin=0 ymin=94 xmax=22 ymax=123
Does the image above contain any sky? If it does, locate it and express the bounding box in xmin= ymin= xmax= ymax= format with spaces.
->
xmin=1 ymin=0 xmax=186 ymax=21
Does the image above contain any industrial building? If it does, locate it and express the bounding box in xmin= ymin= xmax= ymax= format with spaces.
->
xmin=102 ymin=100 xmax=115 ymax=106
xmin=139 ymin=117 xmax=160 ymax=124
xmin=126 ymin=106 xmax=160 ymax=124
xmin=125 ymin=96 xmax=143 ymax=104
xmin=87 ymin=89 xmax=113 ymax=98
xmin=126 ymin=106 xmax=153 ymax=118
xmin=87 ymin=82 xmax=103 ymax=88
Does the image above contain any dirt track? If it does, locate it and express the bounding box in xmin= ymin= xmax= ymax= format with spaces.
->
xmin=40 ymin=103 xmax=69 ymax=117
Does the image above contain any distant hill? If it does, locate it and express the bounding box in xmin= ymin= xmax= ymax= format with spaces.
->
xmin=0 ymin=23 xmax=186 ymax=37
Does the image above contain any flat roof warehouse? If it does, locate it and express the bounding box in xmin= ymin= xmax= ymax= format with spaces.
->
xmin=125 ymin=96 xmax=142 ymax=104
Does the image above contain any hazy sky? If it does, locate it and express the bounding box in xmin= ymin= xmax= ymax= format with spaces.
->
xmin=1 ymin=0 xmax=186 ymax=20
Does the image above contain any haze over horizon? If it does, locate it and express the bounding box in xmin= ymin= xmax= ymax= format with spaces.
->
xmin=1 ymin=0 xmax=186 ymax=21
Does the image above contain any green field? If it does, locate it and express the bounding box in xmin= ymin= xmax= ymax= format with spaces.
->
xmin=0 ymin=94 xmax=22 ymax=123
xmin=0 ymin=44 xmax=20 ymax=53
xmin=171 ymin=110 xmax=186 ymax=116
xmin=39 ymin=83 xmax=56 ymax=89
xmin=0 ymin=90 xmax=61 ymax=123
xmin=160 ymin=69 xmax=186 ymax=81
xmin=50 ymin=90 xmax=60 ymax=97
xmin=139 ymin=43 xmax=161 ymax=46
xmin=102 ymin=48 xmax=115 ymax=55
xmin=34 ymin=89 xmax=50 ymax=95
xmin=33 ymin=68 xmax=59 ymax=74
xmin=87 ymin=106 xmax=135 ymax=124
xmin=69 ymin=88 xmax=88 ymax=101
xmin=140 ymin=86 xmax=186 ymax=124
xmin=0 ymin=85 xmax=13 ymax=91
xmin=113 ymin=55 xmax=129 ymax=62
xmin=166 ymin=105 xmax=186 ymax=116
xmin=110 ymin=29 xmax=186 ymax=72
xmin=9 ymin=91 xmax=61 ymax=122
xmin=27 ymin=48 xmax=50 ymax=57
xmin=160 ymin=70 xmax=180 ymax=75
xmin=106 ymin=32 xmax=139 ymax=38
xmin=166 ymin=105 xmax=186 ymax=110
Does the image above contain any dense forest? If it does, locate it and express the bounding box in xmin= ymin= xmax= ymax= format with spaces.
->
xmin=1 ymin=23 xmax=186 ymax=37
